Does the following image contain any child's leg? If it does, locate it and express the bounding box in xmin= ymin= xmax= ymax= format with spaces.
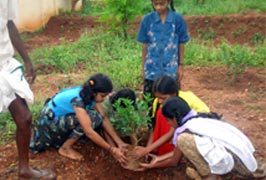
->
xmin=58 ymin=137 xmax=83 ymax=160
xmin=178 ymin=133 xmax=221 ymax=180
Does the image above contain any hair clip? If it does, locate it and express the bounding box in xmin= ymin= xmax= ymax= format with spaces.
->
xmin=89 ymin=80 xmax=94 ymax=85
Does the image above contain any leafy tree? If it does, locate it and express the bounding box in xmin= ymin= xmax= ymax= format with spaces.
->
xmin=99 ymin=0 xmax=144 ymax=39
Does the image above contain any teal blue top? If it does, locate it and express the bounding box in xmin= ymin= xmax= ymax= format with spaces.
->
xmin=48 ymin=86 xmax=96 ymax=117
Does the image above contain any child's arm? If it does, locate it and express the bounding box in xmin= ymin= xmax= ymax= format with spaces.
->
xmin=145 ymin=127 xmax=174 ymax=152
xmin=94 ymin=103 xmax=128 ymax=148
xmin=146 ymin=129 xmax=154 ymax=147
xmin=149 ymin=151 xmax=174 ymax=164
xmin=74 ymin=106 xmax=126 ymax=163
xmin=132 ymin=127 xmax=175 ymax=158
xmin=139 ymin=147 xmax=182 ymax=170
xmin=74 ymin=106 xmax=113 ymax=150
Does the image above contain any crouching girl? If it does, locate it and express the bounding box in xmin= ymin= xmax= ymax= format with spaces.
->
xmin=139 ymin=96 xmax=266 ymax=180
xmin=30 ymin=73 xmax=127 ymax=164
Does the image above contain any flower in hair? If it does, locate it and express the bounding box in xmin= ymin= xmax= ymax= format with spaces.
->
xmin=89 ymin=80 xmax=94 ymax=85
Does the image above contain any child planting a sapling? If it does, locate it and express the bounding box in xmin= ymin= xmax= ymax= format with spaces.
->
xmin=101 ymin=88 xmax=136 ymax=146
xmin=107 ymin=93 xmax=152 ymax=170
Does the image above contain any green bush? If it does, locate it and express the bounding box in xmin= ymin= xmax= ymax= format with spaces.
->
xmin=111 ymin=95 xmax=152 ymax=146
xmin=220 ymin=43 xmax=250 ymax=82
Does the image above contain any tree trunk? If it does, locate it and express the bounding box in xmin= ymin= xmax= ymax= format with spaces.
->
xmin=130 ymin=132 xmax=138 ymax=147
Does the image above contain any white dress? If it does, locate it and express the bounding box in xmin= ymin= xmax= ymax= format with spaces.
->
xmin=178 ymin=118 xmax=257 ymax=174
xmin=0 ymin=0 xmax=34 ymax=112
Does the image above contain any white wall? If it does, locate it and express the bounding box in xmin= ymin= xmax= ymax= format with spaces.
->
xmin=15 ymin=0 xmax=82 ymax=32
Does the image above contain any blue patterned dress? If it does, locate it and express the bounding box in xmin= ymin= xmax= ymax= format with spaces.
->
xmin=137 ymin=10 xmax=190 ymax=81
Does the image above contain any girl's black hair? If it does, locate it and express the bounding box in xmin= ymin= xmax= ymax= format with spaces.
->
xmin=162 ymin=96 xmax=222 ymax=126
xmin=79 ymin=73 xmax=113 ymax=105
xmin=162 ymin=96 xmax=190 ymax=126
xmin=152 ymin=75 xmax=179 ymax=96
xmin=110 ymin=88 xmax=136 ymax=107
xmin=151 ymin=0 xmax=176 ymax=11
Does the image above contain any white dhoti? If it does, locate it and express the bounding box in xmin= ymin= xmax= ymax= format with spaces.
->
xmin=0 ymin=58 xmax=34 ymax=112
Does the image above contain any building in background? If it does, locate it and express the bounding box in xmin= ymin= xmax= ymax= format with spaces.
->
xmin=16 ymin=0 xmax=82 ymax=32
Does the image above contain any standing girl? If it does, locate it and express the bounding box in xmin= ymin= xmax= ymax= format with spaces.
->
xmin=137 ymin=0 xmax=190 ymax=95
xmin=30 ymin=73 xmax=127 ymax=164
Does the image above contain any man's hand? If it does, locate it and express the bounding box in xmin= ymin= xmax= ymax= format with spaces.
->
xmin=7 ymin=20 xmax=36 ymax=84
xmin=24 ymin=63 xmax=36 ymax=84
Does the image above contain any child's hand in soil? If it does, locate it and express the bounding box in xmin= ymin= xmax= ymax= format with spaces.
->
xmin=128 ymin=146 xmax=148 ymax=159
xmin=146 ymin=153 xmax=160 ymax=164
xmin=134 ymin=154 xmax=160 ymax=171
xmin=110 ymin=147 xmax=127 ymax=164
xmin=118 ymin=142 xmax=129 ymax=153
xmin=135 ymin=162 xmax=151 ymax=171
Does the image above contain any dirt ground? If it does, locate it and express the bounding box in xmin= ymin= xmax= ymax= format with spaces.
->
xmin=0 ymin=13 xmax=266 ymax=180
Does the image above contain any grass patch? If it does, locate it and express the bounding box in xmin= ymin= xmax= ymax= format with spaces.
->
xmin=171 ymin=0 xmax=265 ymax=15
xmin=77 ymin=0 xmax=266 ymax=16
xmin=0 ymin=102 xmax=43 ymax=144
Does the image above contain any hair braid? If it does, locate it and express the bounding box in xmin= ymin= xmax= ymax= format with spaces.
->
xmin=170 ymin=0 xmax=176 ymax=11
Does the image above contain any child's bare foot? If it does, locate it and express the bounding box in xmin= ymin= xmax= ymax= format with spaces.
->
xmin=58 ymin=146 xmax=84 ymax=160
xmin=186 ymin=167 xmax=222 ymax=180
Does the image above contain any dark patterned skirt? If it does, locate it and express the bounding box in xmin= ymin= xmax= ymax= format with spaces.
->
xmin=30 ymin=105 xmax=103 ymax=153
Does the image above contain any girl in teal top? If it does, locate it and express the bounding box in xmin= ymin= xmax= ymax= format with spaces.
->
xmin=30 ymin=73 xmax=127 ymax=164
